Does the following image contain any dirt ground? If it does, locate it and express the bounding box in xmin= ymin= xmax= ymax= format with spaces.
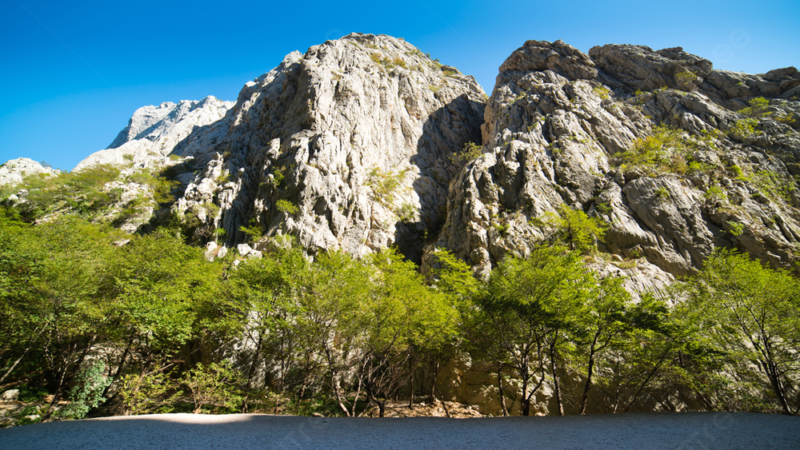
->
xmin=0 ymin=411 xmax=798 ymax=449
xmin=361 ymin=399 xmax=483 ymax=418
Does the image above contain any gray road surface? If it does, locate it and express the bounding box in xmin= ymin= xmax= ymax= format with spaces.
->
xmin=0 ymin=412 xmax=798 ymax=449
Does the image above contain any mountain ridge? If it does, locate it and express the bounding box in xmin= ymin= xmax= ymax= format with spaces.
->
xmin=3 ymin=34 xmax=799 ymax=279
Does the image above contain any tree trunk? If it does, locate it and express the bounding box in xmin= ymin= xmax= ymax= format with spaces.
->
xmin=430 ymin=359 xmax=439 ymax=402
xmin=497 ymin=364 xmax=508 ymax=417
xmin=579 ymin=346 xmax=597 ymax=415
xmin=103 ymin=332 xmax=136 ymax=400
xmin=550 ymin=344 xmax=564 ymax=416
xmin=0 ymin=327 xmax=44 ymax=385
xmin=521 ymin=374 xmax=530 ymax=416
xmin=41 ymin=365 xmax=68 ymax=421
xmin=241 ymin=333 xmax=264 ymax=413
xmin=764 ymin=360 xmax=791 ymax=415
xmin=435 ymin=385 xmax=451 ymax=418
xmin=408 ymin=359 xmax=414 ymax=408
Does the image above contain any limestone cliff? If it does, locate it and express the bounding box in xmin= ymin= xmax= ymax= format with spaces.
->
xmin=26 ymin=35 xmax=800 ymax=281
xmin=171 ymin=33 xmax=486 ymax=262
xmin=423 ymin=40 xmax=800 ymax=281
xmin=76 ymin=96 xmax=233 ymax=171
xmin=0 ymin=158 xmax=59 ymax=186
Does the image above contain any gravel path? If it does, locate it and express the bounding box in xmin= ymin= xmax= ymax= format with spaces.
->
xmin=0 ymin=412 xmax=797 ymax=449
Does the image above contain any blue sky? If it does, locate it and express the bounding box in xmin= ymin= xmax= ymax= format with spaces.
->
xmin=1 ymin=0 xmax=798 ymax=171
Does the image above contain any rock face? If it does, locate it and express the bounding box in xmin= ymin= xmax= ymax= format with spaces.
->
xmin=424 ymin=40 xmax=800 ymax=279
xmin=171 ymin=33 xmax=486 ymax=262
xmin=75 ymin=96 xmax=234 ymax=171
xmin=0 ymin=158 xmax=59 ymax=186
xmin=48 ymin=36 xmax=800 ymax=280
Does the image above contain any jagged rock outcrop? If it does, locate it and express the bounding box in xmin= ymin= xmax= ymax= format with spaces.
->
xmin=424 ymin=39 xmax=800 ymax=279
xmin=0 ymin=158 xmax=59 ymax=186
xmin=172 ymin=33 xmax=486 ymax=261
xmin=76 ymin=96 xmax=233 ymax=171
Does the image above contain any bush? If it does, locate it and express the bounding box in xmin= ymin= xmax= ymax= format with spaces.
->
xmin=614 ymin=125 xmax=697 ymax=175
xmin=738 ymin=97 xmax=771 ymax=118
xmin=12 ymin=164 xmax=123 ymax=221
xmin=704 ymin=186 xmax=727 ymax=203
xmin=57 ymin=361 xmax=112 ymax=420
xmin=593 ymin=85 xmax=611 ymax=100
xmin=395 ymin=203 xmax=416 ymax=222
xmin=729 ymin=118 xmax=760 ymax=140
xmin=119 ymin=370 xmax=182 ymax=416
xmin=239 ymin=218 xmax=263 ymax=242
xmin=675 ymin=70 xmax=698 ymax=88
xmin=529 ymin=205 xmax=607 ymax=254
xmin=128 ymin=170 xmax=179 ymax=205
xmin=276 ymin=199 xmax=298 ymax=215
xmin=726 ymin=221 xmax=745 ymax=236
xmin=366 ymin=168 xmax=408 ymax=205
xmin=183 ymin=362 xmax=243 ymax=413
xmin=752 ymin=170 xmax=794 ymax=202
xmin=448 ymin=142 xmax=483 ymax=169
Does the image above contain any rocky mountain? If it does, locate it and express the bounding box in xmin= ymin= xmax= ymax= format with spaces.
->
xmin=10 ymin=34 xmax=799 ymax=282
xmin=0 ymin=158 xmax=59 ymax=186
xmin=76 ymin=96 xmax=233 ymax=171
xmin=424 ymin=40 xmax=800 ymax=281
xmin=165 ymin=33 xmax=486 ymax=262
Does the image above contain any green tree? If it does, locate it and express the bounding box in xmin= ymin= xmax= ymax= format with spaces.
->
xmin=678 ymin=250 xmax=800 ymax=415
xmin=530 ymin=205 xmax=607 ymax=254
xmin=572 ymin=276 xmax=633 ymax=414
xmin=473 ymin=246 xmax=596 ymax=415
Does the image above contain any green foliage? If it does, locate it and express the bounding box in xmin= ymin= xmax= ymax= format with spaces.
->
xmin=593 ymin=85 xmax=611 ymax=100
xmin=370 ymin=53 xmax=406 ymax=70
xmin=704 ymin=186 xmax=727 ymax=203
xmin=215 ymin=171 xmax=230 ymax=184
xmin=726 ymin=221 xmax=745 ymax=236
xmin=9 ymin=165 xmax=122 ymax=221
xmin=183 ymin=362 xmax=243 ymax=413
xmin=655 ymin=186 xmax=670 ymax=200
xmin=366 ymin=168 xmax=408 ymax=205
xmin=119 ymin=369 xmax=182 ymax=415
xmin=448 ymin=141 xmax=483 ymax=169
xmin=752 ymin=170 xmax=794 ymax=202
xmin=613 ymin=125 xmax=705 ymax=175
xmin=729 ymin=118 xmax=761 ymax=140
xmin=4 ymin=172 xmax=800 ymax=422
xmin=492 ymin=222 xmax=510 ymax=237
xmin=202 ymin=201 xmax=220 ymax=218
xmin=272 ymin=168 xmax=285 ymax=187
xmin=128 ymin=169 xmax=179 ymax=205
xmin=738 ymin=97 xmax=771 ymax=118
xmin=675 ymin=70 xmax=698 ymax=88
xmin=775 ymin=112 xmax=796 ymax=125
xmin=58 ymin=361 xmax=112 ymax=419
xmin=675 ymin=249 xmax=800 ymax=414
xmin=529 ymin=205 xmax=607 ymax=254
xmin=239 ymin=218 xmax=263 ymax=242
xmin=395 ymin=202 xmax=416 ymax=222
xmin=729 ymin=164 xmax=746 ymax=180
xmin=276 ymin=199 xmax=298 ymax=216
